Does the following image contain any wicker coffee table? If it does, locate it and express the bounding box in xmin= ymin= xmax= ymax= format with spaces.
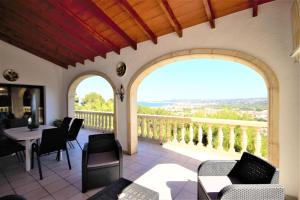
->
xmin=88 ymin=178 xmax=159 ymax=200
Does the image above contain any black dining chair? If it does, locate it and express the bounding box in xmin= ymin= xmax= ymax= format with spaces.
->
xmin=61 ymin=117 xmax=72 ymax=129
xmin=67 ymin=118 xmax=84 ymax=150
xmin=0 ymin=127 xmax=25 ymax=162
xmin=31 ymin=127 xmax=71 ymax=180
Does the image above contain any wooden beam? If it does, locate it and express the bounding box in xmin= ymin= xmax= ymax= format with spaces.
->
xmin=156 ymin=0 xmax=182 ymax=37
xmin=252 ymin=0 xmax=258 ymax=17
xmin=0 ymin=9 xmax=78 ymax=66
xmin=59 ymin=0 xmax=137 ymax=50
xmin=0 ymin=32 xmax=68 ymax=68
xmin=1 ymin=4 xmax=92 ymax=63
xmin=117 ymin=0 xmax=157 ymax=44
xmin=47 ymin=0 xmax=120 ymax=55
xmin=202 ymin=0 xmax=215 ymax=29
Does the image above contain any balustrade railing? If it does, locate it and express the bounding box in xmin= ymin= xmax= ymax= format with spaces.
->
xmin=75 ymin=110 xmax=114 ymax=132
xmin=137 ymin=114 xmax=268 ymax=158
xmin=73 ymin=110 xmax=268 ymax=158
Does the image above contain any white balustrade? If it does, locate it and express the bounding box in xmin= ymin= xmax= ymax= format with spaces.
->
xmin=74 ymin=110 xmax=114 ymax=132
xmin=74 ymin=111 xmax=268 ymax=158
xmin=136 ymin=113 xmax=268 ymax=157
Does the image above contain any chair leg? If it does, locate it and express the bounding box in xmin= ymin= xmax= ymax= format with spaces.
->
xmin=65 ymin=148 xmax=71 ymax=170
xmin=15 ymin=152 xmax=20 ymax=162
xmin=76 ymin=140 xmax=82 ymax=150
xmin=56 ymin=151 xmax=60 ymax=161
xmin=36 ymin=153 xmax=43 ymax=180
xmin=31 ymin=150 xmax=34 ymax=169
xmin=19 ymin=152 xmax=24 ymax=162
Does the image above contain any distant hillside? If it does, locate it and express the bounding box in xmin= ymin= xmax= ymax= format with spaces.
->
xmin=138 ymin=98 xmax=268 ymax=111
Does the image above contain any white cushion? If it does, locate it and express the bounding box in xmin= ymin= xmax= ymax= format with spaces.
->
xmin=199 ymin=176 xmax=233 ymax=200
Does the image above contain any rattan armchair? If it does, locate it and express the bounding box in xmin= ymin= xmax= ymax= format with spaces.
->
xmin=82 ymin=133 xmax=123 ymax=193
xmin=197 ymin=153 xmax=284 ymax=200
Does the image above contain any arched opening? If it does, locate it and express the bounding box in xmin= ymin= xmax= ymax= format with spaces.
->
xmin=128 ymin=49 xmax=279 ymax=166
xmin=68 ymin=71 xmax=118 ymax=135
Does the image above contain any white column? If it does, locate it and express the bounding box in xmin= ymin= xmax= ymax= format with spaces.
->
xmin=255 ymin=128 xmax=262 ymax=156
xmin=180 ymin=123 xmax=185 ymax=144
xmin=217 ymin=126 xmax=224 ymax=151
xmin=197 ymin=124 xmax=203 ymax=147
xmin=189 ymin=123 xmax=194 ymax=145
xmin=229 ymin=126 xmax=235 ymax=152
xmin=241 ymin=127 xmax=248 ymax=152
xmin=207 ymin=125 xmax=213 ymax=149
xmin=173 ymin=121 xmax=178 ymax=143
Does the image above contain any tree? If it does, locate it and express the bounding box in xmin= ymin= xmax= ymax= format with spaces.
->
xmin=76 ymin=92 xmax=113 ymax=112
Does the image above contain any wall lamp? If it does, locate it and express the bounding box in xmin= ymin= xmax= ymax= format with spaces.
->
xmin=115 ymin=84 xmax=125 ymax=102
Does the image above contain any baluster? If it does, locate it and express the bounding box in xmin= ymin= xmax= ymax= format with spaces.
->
xmin=229 ymin=126 xmax=235 ymax=152
xmin=105 ymin=115 xmax=109 ymax=131
xmin=241 ymin=127 xmax=248 ymax=152
xmin=147 ymin=119 xmax=151 ymax=138
xmin=180 ymin=122 xmax=185 ymax=144
xmin=207 ymin=125 xmax=213 ymax=148
xmin=101 ymin=114 xmax=105 ymax=131
xmin=255 ymin=128 xmax=262 ymax=156
xmin=166 ymin=121 xmax=171 ymax=142
xmin=197 ymin=124 xmax=203 ymax=147
xmin=109 ymin=115 xmax=112 ymax=131
xmin=189 ymin=123 xmax=194 ymax=145
xmin=159 ymin=120 xmax=163 ymax=144
xmin=152 ymin=120 xmax=157 ymax=139
xmin=92 ymin=113 xmax=94 ymax=128
xmin=217 ymin=126 xmax=224 ymax=151
xmin=141 ymin=117 xmax=145 ymax=137
xmin=173 ymin=121 xmax=178 ymax=143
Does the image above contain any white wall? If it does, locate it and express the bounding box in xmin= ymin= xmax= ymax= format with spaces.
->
xmin=61 ymin=1 xmax=299 ymax=197
xmin=0 ymin=40 xmax=65 ymax=124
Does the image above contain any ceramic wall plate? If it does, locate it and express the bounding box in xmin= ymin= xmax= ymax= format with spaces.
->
xmin=3 ymin=69 xmax=19 ymax=82
xmin=116 ymin=62 xmax=126 ymax=77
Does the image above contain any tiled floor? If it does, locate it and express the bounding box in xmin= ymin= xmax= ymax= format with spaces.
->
xmin=0 ymin=129 xmax=239 ymax=200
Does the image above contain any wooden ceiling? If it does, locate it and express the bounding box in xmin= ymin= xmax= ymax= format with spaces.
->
xmin=0 ymin=0 xmax=274 ymax=69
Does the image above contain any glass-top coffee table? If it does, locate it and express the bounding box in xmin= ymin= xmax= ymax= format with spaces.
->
xmin=88 ymin=178 xmax=159 ymax=200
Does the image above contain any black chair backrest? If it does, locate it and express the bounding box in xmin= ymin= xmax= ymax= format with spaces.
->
xmin=68 ymin=118 xmax=84 ymax=140
xmin=39 ymin=127 xmax=68 ymax=155
xmin=61 ymin=117 xmax=72 ymax=129
xmin=88 ymin=133 xmax=115 ymax=153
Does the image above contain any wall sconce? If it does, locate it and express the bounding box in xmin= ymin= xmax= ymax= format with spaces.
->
xmin=116 ymin=84 xmax=125 ymax=102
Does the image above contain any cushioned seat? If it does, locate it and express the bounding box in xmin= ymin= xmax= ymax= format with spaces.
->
xmin=87 ymin=151 xmax=119 ymax=168
xmin=199 ymin=176 xmax=242 ymax=200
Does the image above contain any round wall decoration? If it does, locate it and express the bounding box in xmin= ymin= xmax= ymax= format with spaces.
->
xmin=116 ymin=62 xmax=126 ymax=77
xmin=3 ymin=69 xmax=19 ymax=82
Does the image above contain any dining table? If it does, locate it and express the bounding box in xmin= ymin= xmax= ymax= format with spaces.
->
xmin=4 ymin=125 xmax=56 ymax=171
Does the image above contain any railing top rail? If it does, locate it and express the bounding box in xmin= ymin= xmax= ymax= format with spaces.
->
xmin=137 ymin=113 xmax=267 ymax=128
xmin=75 ymin=110 xmax=113 ymax=115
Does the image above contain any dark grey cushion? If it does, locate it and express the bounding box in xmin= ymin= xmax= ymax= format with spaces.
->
xmin=87 ymin=151 xmax=119 ymax=168
xmin=228 ymin=152 xmax=276 ymax=184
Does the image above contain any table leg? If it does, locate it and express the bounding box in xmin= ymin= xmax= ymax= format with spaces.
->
xmin=25 ymin=140 xmax=31 ymax=171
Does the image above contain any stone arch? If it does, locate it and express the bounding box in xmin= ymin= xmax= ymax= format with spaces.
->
xmin=67 ymin=71 xmax=118 ymax=136
xmin=127 ymin=49 xmax=279 ymax=166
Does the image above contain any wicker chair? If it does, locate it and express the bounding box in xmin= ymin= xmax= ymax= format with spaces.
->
xmin=82 ymin=133 xmax=123 ymax=193
xmin=197 ymin=152 xmax=284 ymax=200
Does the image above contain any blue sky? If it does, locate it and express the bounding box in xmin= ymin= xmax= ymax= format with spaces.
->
xmin=76 ymin=59 xmax=267 ymax=102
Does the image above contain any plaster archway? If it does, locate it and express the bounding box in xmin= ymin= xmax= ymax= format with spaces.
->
xmin=67 ymin=71 xmax=119 ymax=136
xmin=127 ymin=49 xmax=279 ymax=167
